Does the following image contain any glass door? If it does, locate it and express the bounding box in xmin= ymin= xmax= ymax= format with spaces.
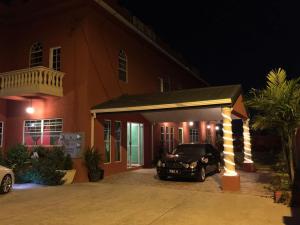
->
xmin=127 ymin=123 xmax=144 ymax=167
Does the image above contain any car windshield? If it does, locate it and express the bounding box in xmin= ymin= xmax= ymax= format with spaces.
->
xmin=171 ymin=145 xmax=205 ymax=156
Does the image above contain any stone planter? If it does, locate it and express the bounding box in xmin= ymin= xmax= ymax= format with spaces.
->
xmin=274 ymin=190 xmax=292 ymax=205
xmin=59 ymin=169 xmax=77 ymax=184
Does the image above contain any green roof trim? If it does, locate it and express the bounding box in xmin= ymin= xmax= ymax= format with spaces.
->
xmin=91 ymin=85 xmax=242 ymax=113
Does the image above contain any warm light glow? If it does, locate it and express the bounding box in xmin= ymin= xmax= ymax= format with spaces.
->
xmin=206 ymin=124 xmax=211 ymax=129
xmin=26 ymin=106 xmax=35 ymax=114
xmin=243 ymin=120 xmax=254 ymax=163
xmin=222 ymin=111 xmax=237 ymax=176
xmin=215 ymin=126 xmax=220 ymax=131
xmin=189 ymin=121 xmax=194 ymax=126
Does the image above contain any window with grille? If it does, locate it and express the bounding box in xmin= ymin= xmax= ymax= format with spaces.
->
xmin=0 ymin=122 xmax=3 ymax=147
xmin=23 ymin=119 xmax=62 ymax=146
xmin=189 ymin=128 xmax=199 ymax=143
xmin=104 ymin=120 xmax=111 ymax=163
xmin=160 ymin=126 xmax=164 ymax=145
xmin=50 ymin=47 xmax=61 ymax=71
xmin=170 ymin=127 xmax=174 ymax=151
xmin=115 ymin=121 xmax=121 ymax=161
xmin=30 ymin=42 xmax=43 ymax=67
xmin=118 ymin=50 xmax=127 ymax=82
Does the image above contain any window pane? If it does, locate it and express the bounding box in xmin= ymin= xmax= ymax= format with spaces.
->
xmin=118 ymin=50 xmax=127 ymax=82
xmin=51 ymin=47 xmax=61 ymax=71
xmin=115 ymin=121 xmax=121 ymax=161
xmin=104 ymin=120 xmax=111 ymax=163
xmin=30 ymin=42 xmax=43 ymax=67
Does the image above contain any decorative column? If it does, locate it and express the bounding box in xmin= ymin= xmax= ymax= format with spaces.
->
xmin=242 ymin=119 xmax=256 ymax=172
xmin=221 ymin=107 xmax=240 ymax=191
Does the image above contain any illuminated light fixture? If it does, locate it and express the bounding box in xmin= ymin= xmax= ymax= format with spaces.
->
xmin=189 ymin=121 xmax=194 ymax=126
xmin=26 ymin=99 xmax=35 ymax=114
xmin=215 ymin=126 xmax=220 ymax=131
xmin=243 ymin=120 xmax=254 ymax=163
xmin=221 ymin=111 xmax=238 ymax=176
xmin=206 ymin=124 xmax=211 ymax=129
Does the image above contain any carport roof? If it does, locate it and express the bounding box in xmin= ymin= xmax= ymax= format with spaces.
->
xmin=91 ymin=84 xmax=243 ymax=114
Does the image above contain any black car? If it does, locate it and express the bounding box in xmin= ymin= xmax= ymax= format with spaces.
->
xmin=156 ymin=144 xmax=223 ymax=182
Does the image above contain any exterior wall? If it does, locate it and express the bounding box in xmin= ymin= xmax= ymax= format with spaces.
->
xmin=0 ymin=0 xmax=206 ymax=180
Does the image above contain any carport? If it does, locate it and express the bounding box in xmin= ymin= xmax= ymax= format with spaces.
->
xmin=90 ymin=84 xmax=254 ymax=191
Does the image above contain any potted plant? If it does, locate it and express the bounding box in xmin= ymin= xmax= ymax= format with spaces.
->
xmin=84 ymin=147 xmax=104 ymax=182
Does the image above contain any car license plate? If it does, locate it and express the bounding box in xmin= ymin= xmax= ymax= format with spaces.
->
xmin=169 ymin=169 xmax=179 ymax=174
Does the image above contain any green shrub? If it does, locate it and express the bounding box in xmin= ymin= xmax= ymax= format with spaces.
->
xmin=6 ymin=144 xmax=31 ymax=183
xmin=31 ymin=157 xmax=65 ymax=185
xmin=63 ymin=154 xmax=73 ymax=170
xmin=30 ymin=146 xmax=67 ymax=185
xmin=84 ymin=147 xmax=103 ymax=182
xmin=6 ymin=144 xmax=30 ymax=169
xmin=0 ymin=150 xmax=4 ymax=166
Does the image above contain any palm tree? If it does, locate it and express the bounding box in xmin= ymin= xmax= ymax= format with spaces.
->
xmin=247 ymin=68 xmax=300 ymax=184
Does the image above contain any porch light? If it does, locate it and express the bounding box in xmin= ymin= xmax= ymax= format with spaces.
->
xmin=189 ymin=121 xmax=194 ymax=126
xmin=26 ymin=99 xmax=35 ymax=114
xmin=206 ymin=124 xmax=211 ymax=129
xmin=215 ymin=126 xmax=220 ymax=131
xmin=26 ymin=106 xmax=35 ymax=114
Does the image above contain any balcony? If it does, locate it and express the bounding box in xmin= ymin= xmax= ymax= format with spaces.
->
xmin=0 ymin=66 xmax=65 ymax=99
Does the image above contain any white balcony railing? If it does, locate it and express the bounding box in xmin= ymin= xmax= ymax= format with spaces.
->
xmin=0 ymin=66 xmax=65 ymax=98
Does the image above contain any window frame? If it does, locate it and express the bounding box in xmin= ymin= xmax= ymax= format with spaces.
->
xmin=29 ymin=42 xmax=43 ymax=67
xmin=23 ymin=118 xmax=63 ymax=147
xmin=49 ymin=46 xmax=61 ymax=71
xmin=0 ymin=121 xmax=3 ymax=148
xmin=178 ymin=127 xmax=184 ymax=145
xmin=118 ymin=49 xmax=128 ymax=83
xmin=104 ymin=120 xmax=112 ymax=164
xmin=189 ymin=128 xmax=199 ymax=143
xmin=114 ymin=121 xmax=122 ymax=162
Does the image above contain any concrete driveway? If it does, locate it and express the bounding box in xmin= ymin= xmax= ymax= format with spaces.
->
xmin=0 ymin=169 xmax=295 ymax=225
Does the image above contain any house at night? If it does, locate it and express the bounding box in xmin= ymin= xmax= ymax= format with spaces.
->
xmin=0 ymin=0 xmax=252 ymax=190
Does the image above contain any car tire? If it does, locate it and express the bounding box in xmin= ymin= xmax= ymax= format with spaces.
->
xmin=197 ymin=167 xmax=206 ymax=182
xmin=216 ymin=162 xmax=222 ymax=173
xmin=0 ymin=175 xmax=12 ymax=194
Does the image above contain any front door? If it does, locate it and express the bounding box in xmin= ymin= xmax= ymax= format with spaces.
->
xmin=127 ymin=122 xmax=144 ymax=167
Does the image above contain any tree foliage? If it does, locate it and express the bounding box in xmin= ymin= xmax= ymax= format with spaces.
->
xmin=247 ymin=68 xmax=300 ymax=183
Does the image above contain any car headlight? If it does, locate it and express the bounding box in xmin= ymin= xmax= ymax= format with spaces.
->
xmin=157 ymin=160 xmax=162 ymax=167
xmin=190 ymin=161 xmax=198 ymax=169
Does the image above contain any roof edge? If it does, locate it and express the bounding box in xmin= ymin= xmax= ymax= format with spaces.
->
xmin=93 ymin=0 xmax=208 ymax=85
xmin=91 ymin=98 xmax=232 ymax=114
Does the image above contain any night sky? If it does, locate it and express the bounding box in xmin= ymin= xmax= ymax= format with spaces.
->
xmin=120 ymin=0 xmax=300 ymax=91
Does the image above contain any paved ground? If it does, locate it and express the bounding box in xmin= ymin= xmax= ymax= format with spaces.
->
xmin=0 ymin=169 xmax=297 ymax=225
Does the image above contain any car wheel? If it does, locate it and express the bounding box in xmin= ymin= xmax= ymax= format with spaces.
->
xmin=216 ymin=162 xmax=222 ymax=173
xmin=0 ymin=175 xmax=12 ymax=194
xmin=197 ymin=167 xmax=206 ymax=182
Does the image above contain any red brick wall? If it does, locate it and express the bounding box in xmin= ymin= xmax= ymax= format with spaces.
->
xmin=0 ymin=1 xmax=206 ymax=180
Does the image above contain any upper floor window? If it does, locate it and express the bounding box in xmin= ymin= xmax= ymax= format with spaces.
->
xmin=30 ymin=42 xmax=43 ymax=67
xmin=118 ymin=50 xmax=127 ymax=82
xmin=50 ymin=47 xmax=61 ymax=71
xmin=0 ymin=121 xmax=3 ymax=147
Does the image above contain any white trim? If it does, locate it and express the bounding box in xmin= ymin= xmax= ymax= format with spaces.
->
xmin=90 ymin=113 xmax=96 ymax=147
xmin=91 ymin=98 xmax=232 ymax=114
xmin=104 ymin=119 xmax=111 ymax=164
xmin=0 ymin=121 xmax=3 ymax=148
xmin=49 ymin=46 xmax=61 ymax=71
xmin=93 ymin=0 xmax=207 ymax=84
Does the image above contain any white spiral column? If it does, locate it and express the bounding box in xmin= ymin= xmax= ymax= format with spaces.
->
xmin=222 ymin=107 xmax=237 ymax=176
xmin=243 ymin=119 xmax=253 ymax=163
